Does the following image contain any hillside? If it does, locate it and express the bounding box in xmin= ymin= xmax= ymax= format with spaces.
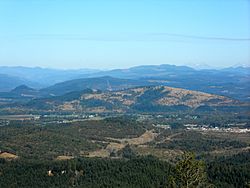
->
xmin=89 ymin=64 xmax=250 ymax=101
xmin=0 ymin=74 xmax=40 ymax=92
xmin=40 ymin=76 xmax=152 ymax=96
xmin=0 ymin=85 xmax=41 ymax=100
xmin=1 ymin=65 xmax=249 ymax=101
xmin=24 ymin=86 xmax=247 ymax=113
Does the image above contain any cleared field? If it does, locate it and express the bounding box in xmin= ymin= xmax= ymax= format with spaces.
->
xmin=0 ymin=115 xmax=40 ymax=120
xmin=87 ymin=130 xmax=158 ymax=158
xmin=55 ymin=155 xmax=74 ymax=160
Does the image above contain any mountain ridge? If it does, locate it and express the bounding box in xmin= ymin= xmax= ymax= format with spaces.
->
xmin=21 ymin=85 xmax=247 ymax=114
xmin=1 ymin=64 xmax=249 ymax=101
xmin=40 ymin=76 xmax=153 ymax=96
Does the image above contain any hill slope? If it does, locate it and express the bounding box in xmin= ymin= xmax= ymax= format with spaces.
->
xmin=0 ymin=74 xmax=39 ymax=92
xmin=1 ymin=65 xmax=249 ymax=101
xmin=88 ymin=65 xmax=250 ymax=101
xmin=25 ymin=86 xmax=247 ymax=113
xmin=40 ymin=76 xmax=152 ymax=96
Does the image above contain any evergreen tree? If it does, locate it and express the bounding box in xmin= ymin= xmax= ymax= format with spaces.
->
xmin=169 ymin=152 xmax=214 ymax=188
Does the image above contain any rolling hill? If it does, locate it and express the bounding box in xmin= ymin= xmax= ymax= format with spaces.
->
xmin=1 ymin=64 xmax=249 ymax=101
xmin=0 ymin=74 xmax=40 ymax=92
xmin=40 ymin=76 xmax=153 ymax=96
xmin=0 ymin=85 xmax=41 ymax=99
xmin=24 ymin=86 xmax=248 ymax=113
xmin=88 ymin=64 xmax=250 ymax=101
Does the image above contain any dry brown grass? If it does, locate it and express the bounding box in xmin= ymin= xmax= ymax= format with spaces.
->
xmin=135 ymin=146 xmax=183 ymax=161
xmin=86 ymin=130 xmax=158 ymax=158
xmin=56 ymin=155 xmax=74 ymax=160
xmin=87 ymin=149 xmax=110 ymax=158
xmin=156 ymin=86 xmax=230 ymax=108
xmin=124 ymin=130 xmax=158 ymax=145
xmin=0 ymin=152 xmax=18 ymax=160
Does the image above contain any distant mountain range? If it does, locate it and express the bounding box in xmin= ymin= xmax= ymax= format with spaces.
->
xmin=0 ymin=76 xmax=153 ymax=100
xmin=0 ymin=64 xmax=249 ymax=101
xmin=0 ymin=66 xmax=99 ymax=89
xmin=0 ymin=74 xmax=41 ymax=92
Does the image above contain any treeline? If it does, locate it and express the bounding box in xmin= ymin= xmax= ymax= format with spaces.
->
xmin=207 ymin=152 xmax=250 ymax=187
xmin=0 ymin=153 xmax=250 ymax=188
xmin=0 ymin=156 xmax=173 ymax=188
xmin=156 ymin=131 xmax=248 ymax=152
xmin=0 ymin=118 xmax=149 ymax=160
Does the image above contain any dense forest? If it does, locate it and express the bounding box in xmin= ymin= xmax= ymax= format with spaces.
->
xmin=0 ymin=117 xmax=249 ymax=187
xmin=0 ymin=152 xmax=250 ymax=187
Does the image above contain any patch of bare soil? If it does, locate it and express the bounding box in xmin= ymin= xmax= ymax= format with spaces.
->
xmin=0 ymin=152 xmax=18 ymax=160
xmin=86 ymin=130 xmax=158 ymax=158
xmin=56 ymin=155 xmax=74 ymax=160
xmin=209 ymin=146 xmax=250 ymax=156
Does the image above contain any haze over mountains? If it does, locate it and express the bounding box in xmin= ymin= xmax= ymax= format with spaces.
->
xmin=0 ymin=66 xmax=100 ymax=90
xmin=1 ymin=64 xmax=249 ymax=101
xmin=40 ymin=76 xmax=152 ymax=96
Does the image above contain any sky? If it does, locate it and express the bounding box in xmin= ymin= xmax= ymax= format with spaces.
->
xmin=0 ymin=0 xmax=249 ymax=69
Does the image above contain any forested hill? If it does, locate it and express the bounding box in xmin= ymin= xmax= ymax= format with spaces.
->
xmin=40 ymin=76 xmax=152 ymax=96
xmin=20 ymin=85 xmax=248 ymax=113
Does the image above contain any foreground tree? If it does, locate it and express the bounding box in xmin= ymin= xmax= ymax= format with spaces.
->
xmin=169 ymin=152 xmax=214 ymax=188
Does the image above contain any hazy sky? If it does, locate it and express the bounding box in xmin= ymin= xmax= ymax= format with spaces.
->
xmin=0 ymin=0 xmax=249 ymax=69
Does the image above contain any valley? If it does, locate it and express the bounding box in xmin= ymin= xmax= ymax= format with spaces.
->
xmin=1 ymin=0 xmax=249 ymax=186
xmin=0 ymin=113 xmax=249 ymax=160
xmin=0 ymin=65 xmax=249 ymax=187
xmin=0 ymin=115 xmax=249 ymax=187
